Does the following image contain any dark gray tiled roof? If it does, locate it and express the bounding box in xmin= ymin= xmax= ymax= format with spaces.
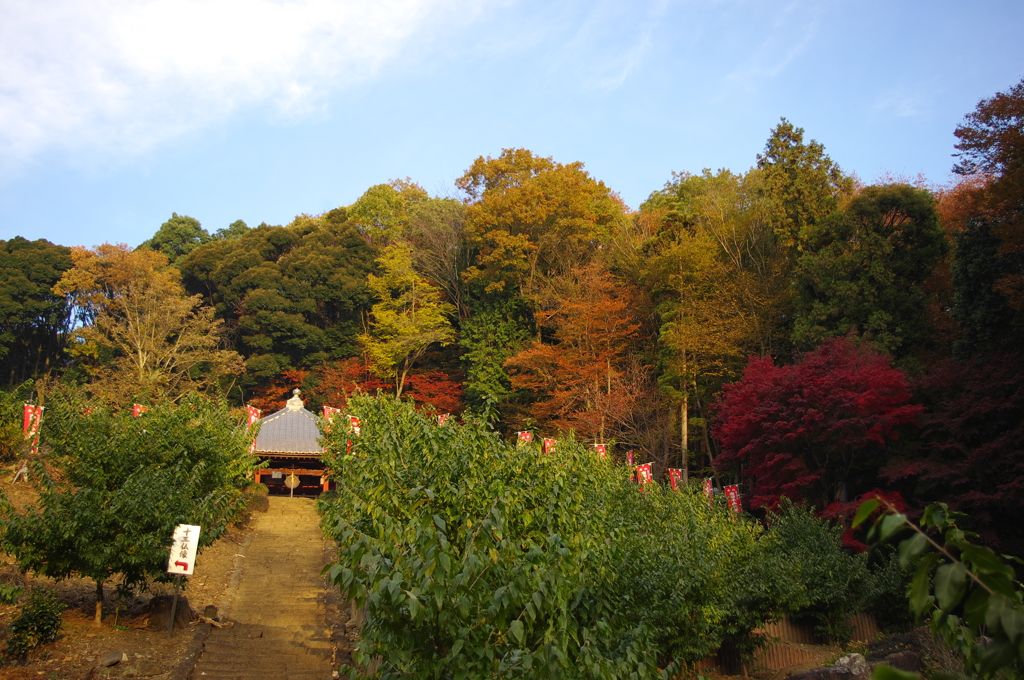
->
xmin=253 ymin=401 xmax=322 ymax=455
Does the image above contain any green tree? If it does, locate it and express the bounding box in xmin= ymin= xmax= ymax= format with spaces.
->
xmin=139 ymin=213 xmax=211 ymax=264
xmin=406 ymin=198 xmax=471 ymax=319
xmin=179 ymin=215 xmax=378 ymax=379
xmin=0 ymin=237 xmax=74 ymax=385
xmin=792 ymin=184 xmax=947 ymax=358
xmin=951 ymin=218 xmax=1022 ymax=357
xmin=639 ymin=170 xmax=780 ymax=478
xmin=0 ymin=391 xmax=260 ymax=624
xmin=952 ymin=78 xmax=1024 ymax=338
xmin=458 ymin=293 xmax=532 ymax=420
xmin=348 ymin=179 xmax=429 ymax=244
xmin=358 ymin=243 xmax=456 ymax=397
xmin=757 ymin=118 xmax=854 ymax=251
xmin=213 ymin=219 xmax=250 ymax=241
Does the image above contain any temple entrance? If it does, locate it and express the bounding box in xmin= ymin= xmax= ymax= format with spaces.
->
xmin=251 ymin=389 xmax=330 ymax=496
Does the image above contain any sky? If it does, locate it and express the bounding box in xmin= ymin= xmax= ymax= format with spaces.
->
xmin=1 ymin=0 xmax=1022 ymax=249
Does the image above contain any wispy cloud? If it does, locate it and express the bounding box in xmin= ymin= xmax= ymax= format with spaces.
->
xmin=719 ymin=1 xmax=821 ymax=95
xmin=540 ymin=0 xmax=669 ymax=93
xmin=872 ymin=91 xmax=927 ymax=118
xmin=0 ymin=0 xmax=471 ymax=172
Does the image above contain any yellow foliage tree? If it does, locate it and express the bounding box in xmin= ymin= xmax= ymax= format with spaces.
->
xmin=358 ymin=243 xmax=456 ymax=398
xmin=53 ymin=244 xmax=243 ymax=404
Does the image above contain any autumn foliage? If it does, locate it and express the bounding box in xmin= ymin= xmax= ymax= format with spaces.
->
xmin=713 ymin=336 xmax=923 ymax=511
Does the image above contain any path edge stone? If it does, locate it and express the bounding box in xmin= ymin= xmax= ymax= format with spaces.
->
xmin=171 ymin=621 xmax=211 ymax=680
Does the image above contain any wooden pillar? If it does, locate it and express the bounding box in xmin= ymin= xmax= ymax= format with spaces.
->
xmin=321 ymin=475 xmax=329 ymax=492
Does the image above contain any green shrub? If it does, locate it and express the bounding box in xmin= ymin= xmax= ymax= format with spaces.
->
xmin=319 ymin=395 xmax=791 ymax=679
xmin=764 ymin=502 xmax=871 ymax=642
xmin=5 ymin=587 xmax=65 ymax=657
xmin=862 ymin=545 xmax=915 ymax=634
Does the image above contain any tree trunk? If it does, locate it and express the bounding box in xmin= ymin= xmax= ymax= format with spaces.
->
xmin=94 ymin=580 xmax=104 ymax=625
xmin=681 ymin=390 xmax=689 ymax=485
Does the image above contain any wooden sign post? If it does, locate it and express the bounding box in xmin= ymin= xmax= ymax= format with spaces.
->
xmin=167 ymin=524 xmax=201 ymax=636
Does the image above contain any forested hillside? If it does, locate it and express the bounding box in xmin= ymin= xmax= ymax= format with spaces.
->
xmin=3 ymin=80 xmax=1022 ymax=555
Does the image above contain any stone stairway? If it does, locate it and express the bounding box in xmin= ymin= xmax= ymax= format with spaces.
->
xmin=192 ymin=497 xmax=337 ymax=680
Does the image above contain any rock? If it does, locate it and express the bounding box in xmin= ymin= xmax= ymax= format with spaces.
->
xmin=835 ymin=653 xmax=871 ymax=678
xmin=135 ymin=660 xmax=164 ymax=676
xmin=204 ymin=604 xmax=219 ymax=619
xmin=98 ymin=650 xmax=123 ymax=667
xmin=881 ymin=650 xmax=923 ymax=672
xmin=789 ymin=666 xmax=856 ymax=680
xmin=146 ymin=595 xmax=194 ymax=631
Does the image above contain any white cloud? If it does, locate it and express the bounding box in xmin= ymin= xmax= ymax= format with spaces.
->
xmin=0 ymin=0 xmax=469 ymax=171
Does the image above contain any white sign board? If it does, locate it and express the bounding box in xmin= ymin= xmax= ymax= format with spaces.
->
xmin=167 ymin=524 xmax=201 ymax=575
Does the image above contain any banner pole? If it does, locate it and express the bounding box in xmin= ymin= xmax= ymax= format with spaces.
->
xmin=168 ymin=574 xmax=182 ymax=637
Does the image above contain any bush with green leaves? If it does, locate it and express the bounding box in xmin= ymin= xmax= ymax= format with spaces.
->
xmin=763 ymin=503 xmax=871 ymax=642
xmin=4 ymin=587 xmax=65 ymax=657
xmin=0 ymin=389 xmax=261 ymax=624
xmin=857 ymin=499 xmax=1024 ymax=680
xmin=319 ymin=395 xmax=792 ymax=679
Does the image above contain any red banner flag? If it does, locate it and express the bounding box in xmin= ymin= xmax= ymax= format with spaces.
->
xmin=517 ymin=431 xmax=533 ymax=444
xmin=668 ymin=468 xmax=682 ymax=491
xmin=348 ymin=415 xmax=361 ymax=437
xmin=247 ymin=406 xmax=262 ymax=427
xmin=23 ymin=404 xmax=42 ymax=437
xmin=543 ymin=438 xmax=556 ymax=454
xmin=22 ymin=404 xmax=34 ymax=434
xmin=703 ymin=478 xmax=714 ymax=507
xmin=24 ymin=405 xmax=43 ymax=455
xmin=636 ymin=463 xmax=653 ymax=487
xmin=438 ymin=413 xmax=450 ymax=425
xmin=594 ymin=444 xmax=607 ymax=457
xmin=322 ymin=406 xmax=341 ymax=421
xmin=724 ymin=485 xmax=742 ymax=516
xmin=132 ymin=404 xmax=148 ymax=417
xmin=626 ymin=450 xmax=634 ymax=466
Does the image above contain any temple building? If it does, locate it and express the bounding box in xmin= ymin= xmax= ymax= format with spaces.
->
xmin=251 ymin=389 xmax=330 ymax=494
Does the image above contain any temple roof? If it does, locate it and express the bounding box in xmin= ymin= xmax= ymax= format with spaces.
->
xmin=252 ymin=389 xmax=322 ymax=455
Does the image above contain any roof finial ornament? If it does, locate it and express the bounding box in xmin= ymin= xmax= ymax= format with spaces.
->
xmin=286 ymin=388 xmax=304 ymax=411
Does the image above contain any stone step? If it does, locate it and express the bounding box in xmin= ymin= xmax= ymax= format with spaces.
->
xmin=191 ymin=497 xmax=337 ymax=679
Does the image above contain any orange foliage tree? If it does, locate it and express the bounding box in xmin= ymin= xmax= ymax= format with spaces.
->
xmin=504 ymin=263 xmax=647 ymax=442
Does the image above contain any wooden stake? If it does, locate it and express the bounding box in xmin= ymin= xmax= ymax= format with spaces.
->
xmin=168 ymin=574 xmax=182 ymax=637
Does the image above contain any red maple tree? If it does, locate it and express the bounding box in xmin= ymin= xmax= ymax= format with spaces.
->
xmin=881 ymin=352 xmax=1024 ymax=555
xmin=245 ymin=358 xmax=465 ymax=415
xmin=712 ymin=336 xmax=923 ymax=511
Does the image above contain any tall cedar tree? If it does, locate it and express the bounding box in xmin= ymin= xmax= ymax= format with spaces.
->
xmin=712 ymin=336 xmax=922 ymax=511
xmin=756 ymin=118 xmax=854 ymax=252
xmin=504 ymin=263 xmax=644 ymax=442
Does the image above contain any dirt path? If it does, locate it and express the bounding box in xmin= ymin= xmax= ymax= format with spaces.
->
xmin=191 ymin=496 xmax=339 ymax=680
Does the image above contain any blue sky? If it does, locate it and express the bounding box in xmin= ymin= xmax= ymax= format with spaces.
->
xmin=1 ymin=0 xmax=1022 ymax=249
